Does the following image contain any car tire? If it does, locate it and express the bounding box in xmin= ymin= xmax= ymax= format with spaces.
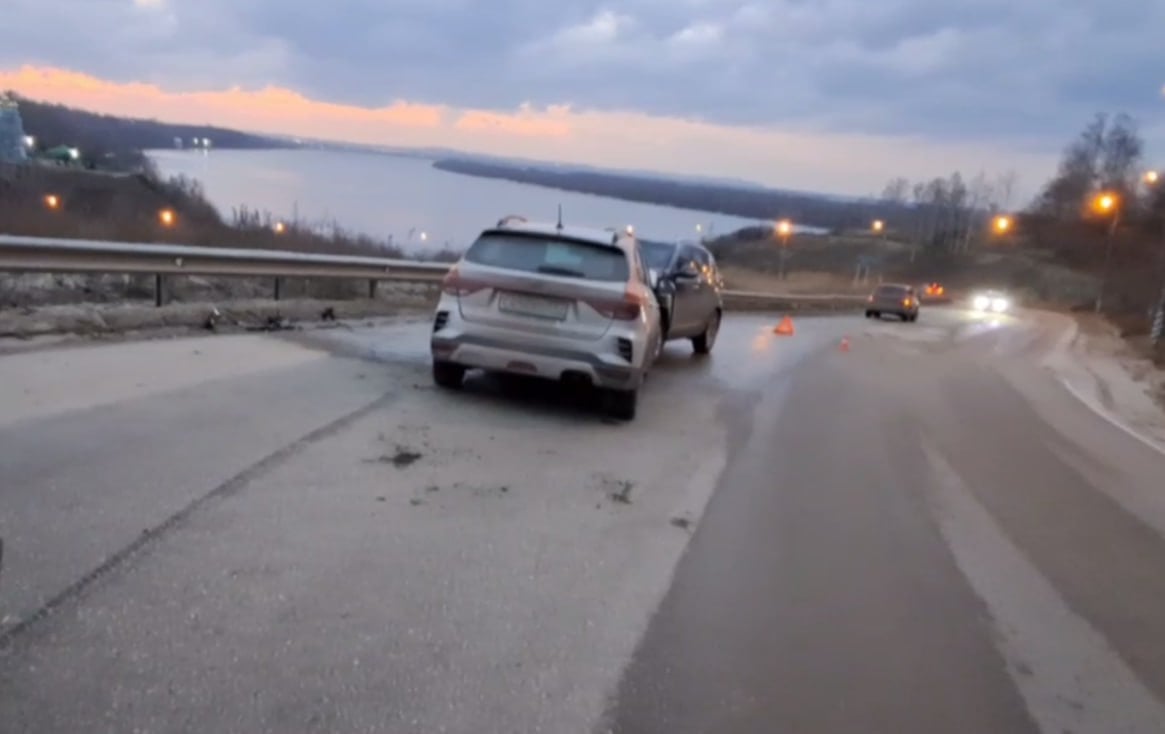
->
xmin=604 ymin=388 xmax=638 ymax=421
xmin=432 ymin=360 xmax=465 ymax=389
xmin=692 ymin=310 xmax=721 ymax=355
xmin=872 ymin=311 xmax=881 ymax=319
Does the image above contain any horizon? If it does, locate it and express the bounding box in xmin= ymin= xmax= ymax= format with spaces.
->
xmin=2 ymin=2 xmax=1163 ymax=204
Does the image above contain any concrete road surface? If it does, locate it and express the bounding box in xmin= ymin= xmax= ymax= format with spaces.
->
xmin=1 ymin=308 xmax=1164 ymax=733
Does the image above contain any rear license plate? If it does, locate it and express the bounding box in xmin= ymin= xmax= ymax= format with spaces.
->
xmin=498 ymin=292 xmax=568 ymax=320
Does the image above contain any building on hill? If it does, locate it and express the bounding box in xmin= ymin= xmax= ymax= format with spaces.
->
xmin=0 ymin=93 xmax=29 ymax=163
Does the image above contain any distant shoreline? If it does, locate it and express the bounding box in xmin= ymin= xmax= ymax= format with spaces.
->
xmin=431 ymin=158 xmax=841 ymax=231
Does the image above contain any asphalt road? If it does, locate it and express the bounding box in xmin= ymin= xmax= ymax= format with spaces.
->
xmin=2 ymin=307 xmax=1164 ymax=733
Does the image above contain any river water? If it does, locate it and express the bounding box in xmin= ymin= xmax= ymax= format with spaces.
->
xmin=149 ymin=149 xmax=773 ymax=253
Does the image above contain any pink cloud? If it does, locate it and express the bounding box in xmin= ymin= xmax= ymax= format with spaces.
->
xmin=1 ymin=65 xmax=1057 ymax=198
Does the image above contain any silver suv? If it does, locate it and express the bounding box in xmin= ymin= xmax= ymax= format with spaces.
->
xmin=430 ymin=216 xmax=663 ymax=420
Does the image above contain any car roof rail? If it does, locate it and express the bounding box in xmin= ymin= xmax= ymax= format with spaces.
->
xmin=496 ymin=214 xmax=527 ymax=228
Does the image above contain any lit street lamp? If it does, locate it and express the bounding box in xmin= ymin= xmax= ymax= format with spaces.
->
xmin=872 ymin=219 xmax=884 ymax=234
xmin=159 ymin=209 xmax=176 ymax=227
xmin=1092 ymin=192 xmax=1121 ymax=313
xmin=273 ymin=221 xmax=286 ymax=235
xmin=1145 ymin=170 xmax=1160 ymax=186
xmin=44 ymin=194 xmax=60 ymax=210
xmin=22 ymin=135 xmax=35 ymax=149
xmin=775 ymin=219 xmax=793 ymax=280
xmin=993 ymin=215 xmax=1012 ymax=234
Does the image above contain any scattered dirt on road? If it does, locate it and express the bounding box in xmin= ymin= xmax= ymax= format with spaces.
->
xmin=364 ymin=446 xmax=424 ymax=468
xmin=389 ymin=447 xmax=423 ymax=468
xmin=603 ymin=477 xmax=635 ymax=505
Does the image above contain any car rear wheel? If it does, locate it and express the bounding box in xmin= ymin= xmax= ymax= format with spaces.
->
xmin=604 ymin=388 xmax=638 ymax=421
xmin=432 ymin=360 xmax=465 ymax=389
xmin=692 ymin=311 xmax=721 ymax=355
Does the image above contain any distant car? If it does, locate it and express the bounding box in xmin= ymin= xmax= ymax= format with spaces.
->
xmin=866 ymin=283 xmax=920 ymax=322
xmin=972 ymin=290 xmax=1011 ymax=313
xmin=923 ymin=282 xmax=945 ymax=298
xmin=638 ymin=239 xmax=723 ymax=354
xmin=430 ymin=215 xmax=663 ymax=421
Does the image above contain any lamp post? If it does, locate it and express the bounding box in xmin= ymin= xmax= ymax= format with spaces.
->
xmin=775 ymin=219 xmax=793 ymax=279
xmin=1093 ymin=193 xmax=1120 ymax=314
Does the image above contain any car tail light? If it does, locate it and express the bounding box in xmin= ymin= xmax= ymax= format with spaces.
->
xmin=589 ymin=291 xmax=646 ymax=321
xmin=441 ymin=268 xmax=487 ymax=296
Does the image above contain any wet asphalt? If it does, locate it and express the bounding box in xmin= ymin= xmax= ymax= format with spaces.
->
xmin=3 ymin=308 xmax=1165 ymax=733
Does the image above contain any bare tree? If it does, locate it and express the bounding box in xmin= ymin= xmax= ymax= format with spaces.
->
xmin=1036 ymin=113 xmax=1144 ymax=220
xmin=994 ymin=170 xmax=1018 ymax=211
xmin=1100 ymin=113 xmax=1143 ymax=195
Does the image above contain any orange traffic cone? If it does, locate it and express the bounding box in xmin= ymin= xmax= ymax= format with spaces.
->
xmin=839 ymin=336 xmax=851 ymax=352
xmin=773 ymin=316 xmax=795 ymax=336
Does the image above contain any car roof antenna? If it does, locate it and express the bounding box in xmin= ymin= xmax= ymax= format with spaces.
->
xmin=556 ymin=204 xmax=564 ymax=231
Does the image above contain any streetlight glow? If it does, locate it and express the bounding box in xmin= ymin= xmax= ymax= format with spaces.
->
xmin=22 ymin=135 xmax=35 ymax=149
xmin=1145 ymin=170 xmax=1160 ymax=185
xmin=159 ymin=209 xmax=176 ymax=227
xmin=273 ymin=221 xmax=286 ymax=234
xmin=1095 ymin=193 xmax=1118 ymax=212
xmin=775 ymin=219 xmax=793 ymax=236
xmin=44 ymin=194 xmax=60 ymax=210
xmin=872 ymin=219 xmax=884 ymax=233
xmin=994 ymin=215 xmax=1011 ymax=233
xmin=419 ymin=231 xmax=428 ymax=242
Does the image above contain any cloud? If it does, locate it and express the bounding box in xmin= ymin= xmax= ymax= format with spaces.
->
xmin=0 ymin=0 xmax=1160 ymax=153
xmin=1 ymin=65 xmax=1061 ymax=201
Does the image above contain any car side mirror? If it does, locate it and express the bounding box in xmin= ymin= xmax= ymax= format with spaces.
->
xmin=673 ymin=262 xmax=699 ymax=281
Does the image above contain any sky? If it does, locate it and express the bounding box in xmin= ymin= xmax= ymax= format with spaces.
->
xmin=2 ymin=0 xmax=1163 ymax=201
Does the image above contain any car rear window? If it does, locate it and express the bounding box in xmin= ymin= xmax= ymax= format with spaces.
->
xmin=639 ymin=240 xmax=676 ymax=271
xmin=464 ymin=233 xmax=630 ymax=282
xmin=875 ymin=285 xmax=909 ymax=297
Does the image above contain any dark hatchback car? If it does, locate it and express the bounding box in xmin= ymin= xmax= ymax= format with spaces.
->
xmin=866 ymin=283 xmax=920 ymax=322
xmin=639 ymin=240 xmax=724 ymax=354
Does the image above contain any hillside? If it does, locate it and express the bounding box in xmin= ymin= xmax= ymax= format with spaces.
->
xmin=11 ymin=95 xmax=292 ymax=171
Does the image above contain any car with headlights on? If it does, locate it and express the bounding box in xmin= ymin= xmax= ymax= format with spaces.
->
xmin=971 ymin=290 xmax=1011 ymax=314
xmin=430 ymin=215 xmax=662 ymax=421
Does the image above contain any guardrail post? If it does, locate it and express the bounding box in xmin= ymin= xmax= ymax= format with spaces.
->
xmin=154 ymin=274 xmax=165 ymax=307
xmin=273 ymin=277 xmax=282 ymax=301
xmin=368 ymin=279 xmax=378 ymax=299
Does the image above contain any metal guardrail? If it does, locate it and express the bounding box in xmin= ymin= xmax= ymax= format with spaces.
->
xmin=0 ymin=234 xmax=870 ymax=310
xmin=0 ymin=234 xmax=450 ymax=305
xmin=0 ymin=234 xmax=449 ymax=279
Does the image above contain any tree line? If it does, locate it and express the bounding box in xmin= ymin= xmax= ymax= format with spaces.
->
xmin=876 ymin=112 xmax=1163 ymax=255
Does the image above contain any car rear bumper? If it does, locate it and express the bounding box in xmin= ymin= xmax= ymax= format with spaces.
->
xmin=431 ymin=324 xmax=645 ymax=390
xmin=868 ymin=303 xmax=919 ymax=316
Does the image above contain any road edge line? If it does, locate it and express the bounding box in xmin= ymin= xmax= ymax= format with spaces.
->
xmin=921 ymin=443 xmax=1165 ymax=733
xmin=0 ymin=391 xmax=397 ymax=649
xmin=1058 ymin=376 xmax=1165 ymax=458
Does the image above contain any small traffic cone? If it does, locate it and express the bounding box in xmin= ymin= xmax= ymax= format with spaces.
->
xmin=773 ymin=315 xmax=795 ymax=336
xmin=839 ymin=336 xmax=851 ymax=352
